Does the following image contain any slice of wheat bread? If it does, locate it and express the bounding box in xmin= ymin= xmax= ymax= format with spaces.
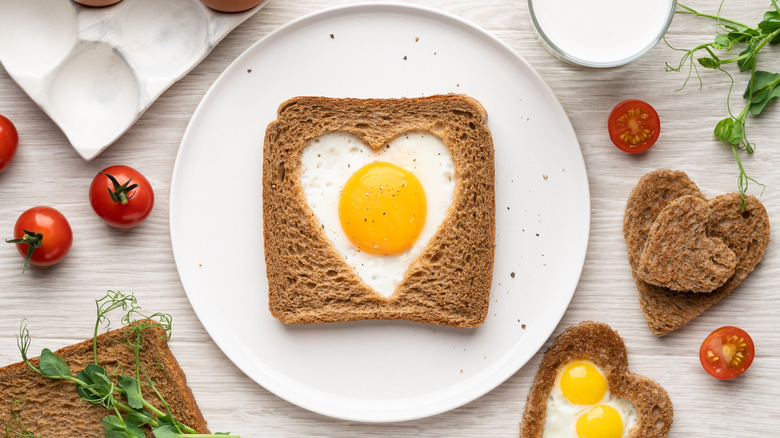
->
xmin=635 ymin=193 xmax=770 ymax=336
xmin=263 ymin=95 xmax=496 ymax=328
xmin=624 ymin=169 xmax=770 ymax=336
xmin=636 ymin=195 xmax=737 ymax=292
xmin=520 ymin=321 xmax=673 ymax=438
xmin=0 ymin=325 xmax=209 ymax=436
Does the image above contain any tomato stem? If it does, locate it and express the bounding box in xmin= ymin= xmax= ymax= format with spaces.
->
xmin=5 ymin=229 xmax=43 ymax=272
xmin=102 ymin=172 xmax=137 ymax=205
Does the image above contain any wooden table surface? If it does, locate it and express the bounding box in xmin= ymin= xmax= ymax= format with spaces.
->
xmin=1 ymin=1 xmax=778 ymax=436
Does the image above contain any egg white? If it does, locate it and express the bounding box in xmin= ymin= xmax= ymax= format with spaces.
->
xmin=299 ymin=131 xmax=455 ymax=297
xmin=543 ymin=363 xmax=638 ymax=438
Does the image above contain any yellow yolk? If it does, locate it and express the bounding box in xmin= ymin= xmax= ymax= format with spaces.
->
xmin=338 ymin=162 xmax=426 ymax=255
xmin=560 ymin=361 xmax=607 ymax=405
xmin=576 ymin=405 xmax=624 ymax=438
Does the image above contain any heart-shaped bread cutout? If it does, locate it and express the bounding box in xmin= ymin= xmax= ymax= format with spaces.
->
xmin=624 ymin=170 xmax=770 ymax=336
xmin=636 ymin=195 xmax=737 ymax=292
xmin=299 ymin=131 xmax=455 ymax=297
xmin=520 ymin=321 xmax=673 ymax=438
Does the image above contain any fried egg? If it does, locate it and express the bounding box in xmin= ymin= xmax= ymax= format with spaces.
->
xmin=544 ymin=360 xmax=638 ymax=438
xmin=299 ymin=131 xmax=455 ymax=297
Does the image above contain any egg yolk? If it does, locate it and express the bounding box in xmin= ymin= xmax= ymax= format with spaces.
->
xmin=576 ymin=405 xmax=624 ymax=438
xmin=560 ymin=361 xmax=607 ymax=405
xmin=338 ymin=162 xmax=426 ymax=255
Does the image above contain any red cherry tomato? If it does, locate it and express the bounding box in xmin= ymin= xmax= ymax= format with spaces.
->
xmin=700 ymin=326 xmax=755 ymax=379
xmin=6 ymin=206 xmax=73 ymax=271
xmin=0 ymin=114 xmax=19 ymax=174
xmin=89 ymin=165 xmax=154 ymax=228
xmin=607 ymin=99 xmax=660 ymax=153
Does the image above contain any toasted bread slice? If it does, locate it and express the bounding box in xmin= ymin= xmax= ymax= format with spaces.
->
xmin=262 ymin=95 xmax=496 ymax=328
xmin=636 ymin=195 xmax=736 ymax=292
xmin=0 ymin=325 xmax=208 ymax=436
xmin=624 ymin=170 xmax=770 ymax=336
xmin=520 ymin=321 xmax=673 ymax=438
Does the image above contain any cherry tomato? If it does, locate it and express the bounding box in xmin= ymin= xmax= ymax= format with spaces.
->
xmin=6 ymin=206 xmax=73 ymax=271
xmin=0 ymin=114 xmax=19 ymax=174
xmin=89 ymin=165 xmax=154 ymax=228
xmin=607 ymin=99 xmax=660 ymax=153
xmin=699 ymin=326 xmax=755 ymax=379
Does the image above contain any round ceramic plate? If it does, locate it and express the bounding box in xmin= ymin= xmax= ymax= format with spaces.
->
xmin=170 ymin=3 xmax=590 ymax=422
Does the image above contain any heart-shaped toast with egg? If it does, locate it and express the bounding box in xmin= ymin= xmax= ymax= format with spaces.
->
xmin=624 ymin=170 xmax=770 ymax=336
xmin=520 ymin=321 xmax=673 ymax=438
xmin=262 ymin=95 xmax=495 ymax=328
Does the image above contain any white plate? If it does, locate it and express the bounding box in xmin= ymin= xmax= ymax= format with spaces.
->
xmin=170 ymin=3 xmax=590 ymax=422
xmin=0 ymin=0 xmax=267 ymax=160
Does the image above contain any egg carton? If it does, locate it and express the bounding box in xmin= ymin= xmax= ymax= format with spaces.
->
xmin=0 ymin=0 xmax=267 ymax=160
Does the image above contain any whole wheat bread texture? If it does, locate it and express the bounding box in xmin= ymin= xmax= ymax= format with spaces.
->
xmin=520 ymin=321 xmax=673 ymax=438
xmin=624 ymin=170 xmax=770 ymax=336
xmin=263 ymin=95 xmax=495 ymax=328
xmin=0 ymin=325 xmax=209 ymax=436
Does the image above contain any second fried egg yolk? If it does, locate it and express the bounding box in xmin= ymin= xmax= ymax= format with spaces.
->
xmin=338 ymin=161 xmax=426 ymax=255
xmin=576 ymin=405 xmax=624 ymax=438
xmin=560 ymin=361 xmax=607 ymax=405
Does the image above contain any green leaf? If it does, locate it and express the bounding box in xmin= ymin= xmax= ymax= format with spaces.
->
xmin=714 ymin=117 xmax=744 ymax=146
xmin=118 ymin=375 xmax=144 ymax=410
xmin=744 ymin=71 xmax=780 ymax=114
xmin=123 ymin=411 xmax=153 ymax=429
xmin=38 ymin=349 xmax=71 ymax=379
xmin=152 ymin=424 xmax=181 ymax=438
xmin=737 ymin=41 xmax=759 ymax=72
xmin=759 ymin=10 xmax=780 ymax=35
xmin=102 ymin=415 xmax=146 ymax=438
xmin=76 ymin=364 xmax=114 ymax=406
xmin=713 ymin=33 xmax=733 ymax=50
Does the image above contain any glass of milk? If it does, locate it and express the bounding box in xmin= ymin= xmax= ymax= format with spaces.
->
xmin=528 ymin=0 xmax=677 ymax=67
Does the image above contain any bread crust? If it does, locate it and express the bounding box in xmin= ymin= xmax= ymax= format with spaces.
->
xmin=0 ymin=325 xmax=209 ymax=436
xmin=263 ymin=95 xmax=496 ymax=328
xmin=520 ymin=321 xmax=673 ymax=438
xmin=624 ymin=170 xmax=770 ymax=336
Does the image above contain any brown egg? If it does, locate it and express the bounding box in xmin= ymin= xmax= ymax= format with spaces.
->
xmin=72 ymin=0 xmax=123 ymax=6
xmin=200 ymin=0 xmax=264 ymax=13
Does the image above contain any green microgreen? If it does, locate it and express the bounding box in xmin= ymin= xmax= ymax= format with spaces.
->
xmin=665 ymin=1 xmax=779 ymax=210
xmin=11 ymin=291 xmax=239 ymax=438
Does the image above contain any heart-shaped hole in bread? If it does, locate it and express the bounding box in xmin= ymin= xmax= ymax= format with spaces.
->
xmin=299 ymin=130 xmax=455 ymax=297
xmin=520 ymin=321 xmax=673 ymax=438
xmin=637 ymin=195 xmax=737 ymax=292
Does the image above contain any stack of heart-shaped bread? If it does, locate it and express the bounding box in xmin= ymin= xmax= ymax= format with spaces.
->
xmin=623 ymin=169 xmax=770 ymax=336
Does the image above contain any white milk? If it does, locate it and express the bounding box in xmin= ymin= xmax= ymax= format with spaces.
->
xmin=529 ymin=0 xmax=675 ymax=66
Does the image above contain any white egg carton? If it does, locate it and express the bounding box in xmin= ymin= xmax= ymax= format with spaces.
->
xmin=0 ymin=0 xmax=267 ymax=160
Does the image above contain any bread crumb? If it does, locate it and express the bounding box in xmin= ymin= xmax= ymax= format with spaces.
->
xmin=522 ymin=323 xmax=526 ymax=329
xmin=543 ymin=174 xmax=548 ymax=180
xmin=403 ymin=55 xmax=407 ymax=60
xmin=415 ymin=36 xmax=420 ymax=42
xmin=247 ymin=69 xmax=252 ymax=73
xmin=510 ymin=272 xmax=515 ymax=278
xmin=330 ymin=33 xmax=335 ymax=38
xmin=460 ymin=369 xmax=463 ymax=373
